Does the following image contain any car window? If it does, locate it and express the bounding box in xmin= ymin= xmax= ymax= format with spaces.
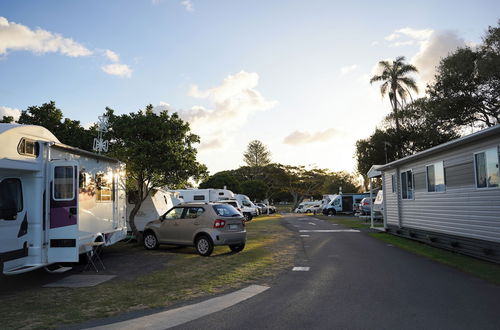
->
xmin=213 ymin=204 xmax=240 ymax=217
xmin=185 ymin=207 xmax=204 ymax=219
xmin=164 ymin=207 xmax=185 ymax=220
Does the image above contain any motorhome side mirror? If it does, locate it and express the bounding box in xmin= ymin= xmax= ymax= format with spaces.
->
xmin=0 ymin=207 xmax=18 ymax=221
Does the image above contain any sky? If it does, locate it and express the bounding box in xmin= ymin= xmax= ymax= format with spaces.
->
xmin=1 ymin=0 xmax=499 ymax=175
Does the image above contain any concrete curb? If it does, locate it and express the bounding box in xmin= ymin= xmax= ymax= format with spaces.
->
xmin=85 ymin=284 xmax=269 ymax=330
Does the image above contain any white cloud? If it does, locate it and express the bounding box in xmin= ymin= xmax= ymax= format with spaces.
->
xmin=340 ymin=64 xmax=358 ymax=75
xmin=0 ymin=16 xmax=92 ymax=57
xmin=101 ymin=63 xmax=132 ymax=77
xmin=385 ymin=33 xmax=400 ymax=41
xmin=160 ymin=71 xmax=277 ymax=151
xmin=104 ymin=49 xmax=120 ymax=62
xmin=411 ymin=30 xmax=465 ymax=82
xmin=283 ymin=128 xmax=339 ymax=145
xmin=396 ymin=27 xmax=433 ymax=40
xmin=388 ymin=40 xmax=415 ymax=47
xmin=181 ymin=0 xmax=194 ymax=11
xmin=0 ymin=106 xmax=21 ymax=121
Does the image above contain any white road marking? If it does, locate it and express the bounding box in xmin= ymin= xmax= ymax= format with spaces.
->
xmin=292 ymin=267 xmax=310 ymax=271
xmin=299 ymin=235 xmax=310 ymax=237
xmin=308 ymin=222 xmax=317 ymax=226
xmin=299 ymin=229 xmax=360 ymax=233
xmin=85 ymin=285 xmax=269 ymax=330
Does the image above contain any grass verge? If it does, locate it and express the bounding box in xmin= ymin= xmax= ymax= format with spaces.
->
xmin=0 ymin=214 xmax=294 ymax=329
xmin=369 ymin=232 xmax=500 ymax=286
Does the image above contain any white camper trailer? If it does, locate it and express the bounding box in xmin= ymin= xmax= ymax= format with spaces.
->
xmin=0 ymin=124 xmax=127 ymax=275
xmin=173 ymin=188 xmax=234 ymax=203
xmin=127 ymin=188 xmax=182 ymax=232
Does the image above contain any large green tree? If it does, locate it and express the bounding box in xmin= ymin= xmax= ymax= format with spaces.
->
xmin=198 ymin=171 xmax=241 ymax=192
xmin=243 ymin=140 xmax=271 ymax=167
xmin=17 ymin=101 xmax=96 ymax=150
xmin=370 ymin=56 xmax=419 ymax=157
xmin=428 ymin=21 xmax=500 ymax=128
xmin=105 ymin=105 xmax=207 ymax=236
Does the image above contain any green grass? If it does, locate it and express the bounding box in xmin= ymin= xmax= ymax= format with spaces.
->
xmin=274 ymin=204 xmax=293 ymax=212
xmin=0 ymin=214 xmax=295 ymax=329
xmin=314 ymin=215 xmax=372 ymax=229
xmin=370 ymin=232 xmax=500 ymax=286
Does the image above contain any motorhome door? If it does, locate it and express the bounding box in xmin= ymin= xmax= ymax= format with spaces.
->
xmin=47 ymin=161 xmax=79 ymax=263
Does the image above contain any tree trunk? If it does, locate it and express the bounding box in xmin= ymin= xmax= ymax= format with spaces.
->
xmin=128 ymin=203 xmax=142 ymax=240
xmin=392 ymin=87 xmax=402 ymax=159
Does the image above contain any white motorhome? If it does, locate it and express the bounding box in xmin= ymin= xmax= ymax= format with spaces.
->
xmin=234 ymin=194 xmax=258 ymax=218
xmin=322 ymin=193 xmax=369 ymax=215
xmin=0 ymin=124 xmax=127 ymax=275
xmin=173 ymin=188 xmax=234 ymax=203
xmin=127 ymin=188 xmax=182 ymax=232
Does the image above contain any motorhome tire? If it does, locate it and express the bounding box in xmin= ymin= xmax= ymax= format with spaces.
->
xmin=328 ymin=209 xmax=336 ymax=216
xmin=143 ymin=231 xmax=159 ymax=250
xmin=195 ymin=235 xmax=214 ymax=256
xmin=229 ymin=243 xmax=245 ymax=253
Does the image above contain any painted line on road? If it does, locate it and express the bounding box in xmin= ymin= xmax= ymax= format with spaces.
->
xmin=308 ymin=222 xmax=317 ymax=226
xmin=85 ymin=285 xmax=269 ymax=330
xmin=299 ymin=229 xmax=360 ymax=233
xmin=292 ymin=267 xmax=310 ymax=271
xmin=299 ymin=234 xmax=310 ymax=237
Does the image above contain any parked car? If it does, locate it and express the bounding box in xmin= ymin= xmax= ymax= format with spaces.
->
xmin=142 ymin=203 xmax=247 ymax=256
xmin=358 ymin=197 xmax=375 ymax=215
xmin=220 ymin=199 xmax=253 ymax=221
xmin=268 ymin=204 xmax=277 ymax=214
xmin=256 ymin=203 xmax=268 ymax=214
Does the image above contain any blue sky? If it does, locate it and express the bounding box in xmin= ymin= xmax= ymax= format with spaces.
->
xmin=1 ymin=0 xmax=499 ymax=174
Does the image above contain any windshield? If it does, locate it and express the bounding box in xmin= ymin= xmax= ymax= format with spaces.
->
xmin=213 ymin=204 xmax=241 ymax=217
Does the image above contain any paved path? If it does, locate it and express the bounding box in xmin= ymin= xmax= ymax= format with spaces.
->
xmin=171 ymin=214 xmax=500 ymax=330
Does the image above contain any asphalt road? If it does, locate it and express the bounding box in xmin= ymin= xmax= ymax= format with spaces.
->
xmin=172 ymin=213 xmax=500 ymax=330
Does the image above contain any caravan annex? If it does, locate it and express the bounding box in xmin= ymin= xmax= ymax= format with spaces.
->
xmin=0 ymin=124 xmax=127 ymax=275
xmin=378 ymin=124 xmax=500 ymax=262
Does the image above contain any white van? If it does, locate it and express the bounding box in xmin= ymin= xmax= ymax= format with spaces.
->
xmin=0 ymin=124 xmax=127 ymax=275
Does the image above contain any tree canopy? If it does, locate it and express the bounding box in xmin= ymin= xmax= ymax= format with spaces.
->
xmin=243 ymin=140 xmax=271 ymax=167
xmin=105 ymin=105 xmax=207 ymax=235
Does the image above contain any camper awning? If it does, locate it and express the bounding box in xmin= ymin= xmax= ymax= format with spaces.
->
xmin=0 ymin=158 xmax=40 ymax=172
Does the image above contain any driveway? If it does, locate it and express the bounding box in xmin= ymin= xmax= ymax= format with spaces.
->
xmin=170 ymin=213 xmax=500 ymax=330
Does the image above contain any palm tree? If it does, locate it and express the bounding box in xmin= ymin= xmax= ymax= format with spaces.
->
xmin=370 ymin=56 xmax=419 ymax=157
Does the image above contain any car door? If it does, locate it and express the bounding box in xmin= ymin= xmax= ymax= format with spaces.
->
xmin=158 ymin=207 xmax=185 ymax=244
xmin=176 ymin=207 xmax=204 ymax=244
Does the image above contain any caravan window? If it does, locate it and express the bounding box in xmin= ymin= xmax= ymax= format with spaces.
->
xmin=427 ymin=162 xmax=445 ymax=192
xmin=391 ymin=175 xmax=396 ymax=193
xmin=401 ymin=170 xmax=414 ymax=199
xmin=193 ymin=195 xmax=205 ymax=201
xmin=17 ymin=138 xmax=39 ymax=157
xmin=53 ymin=166 xmax=75 ymax=200
xmin=475 ymin=148 xmax=499 ymax=188
xmin=0 ymin=178 xmax=23 ymax=219
xmin=96 ymin=173 xmax=113 ymax=202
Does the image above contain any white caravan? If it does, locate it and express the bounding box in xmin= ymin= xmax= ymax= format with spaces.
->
xmin=0 ymin=124 xmax=127 ymax=275
xmin=234 ymin=194 xmax=258 ymax=217
xmin=127 ymin=188 xmax=183 ymax=231
xmin=172 ymin=188 xmax=234 ymax=203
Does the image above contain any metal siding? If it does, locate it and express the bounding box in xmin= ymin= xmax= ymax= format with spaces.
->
xmin=384 ymin=171 xmax=399 ymax=226
xmin=394 ymin=136 xmax=500 ymax=243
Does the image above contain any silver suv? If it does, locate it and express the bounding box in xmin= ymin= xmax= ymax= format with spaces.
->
xmin=142 ymin=203 xmax=247 ymax=256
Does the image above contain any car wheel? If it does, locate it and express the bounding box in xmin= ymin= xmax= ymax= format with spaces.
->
xmin=244 ymin=213 xmax=253 ymax=221
xmin=229 ymin=243 xmax=245 ymax=253
xmin=143 ymin=231 xmax=159 ymax=250
xmin=195 ymin=235 xmax=214 ymax=256
xmin=328 ymin=209 xmax=336 ymax=216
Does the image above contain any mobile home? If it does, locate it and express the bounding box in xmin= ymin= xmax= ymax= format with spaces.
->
xmin=0 ymin=124 xmax=127 ymax=275
xmin=378 ymin=124 xmax=500 ymax=262
xmin=127 ymin=188 xmax=182 ymax=231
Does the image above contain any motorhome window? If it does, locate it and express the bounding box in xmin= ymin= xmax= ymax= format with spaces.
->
xmin=96 ymin=173 xmax=112 ymax=202
xmin=193 ymin=195 xmax=205 ymax=201
xmin=475 ymin=148 xmax=499 ymax=188
xmin=0 ymin=178 xmax=23 ymax=219
xmin=17 ymin=138 xmax=39 ymax=157
xmin=401 ymin=170 xmax=414 ymax=199
xmin=427 ymin=162 xmax=445 ymax=192
xmin=218 ymin=192 xmax=224 ymax=196
xmin=54 ymin=166 xmax=75 ymax=200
